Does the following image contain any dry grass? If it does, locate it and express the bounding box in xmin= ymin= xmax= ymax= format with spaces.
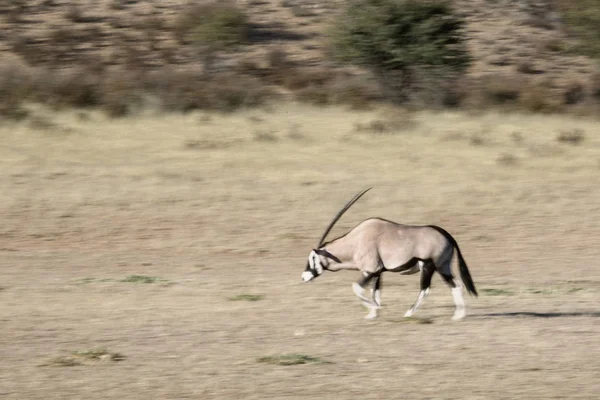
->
xmin=557 ymin=129 xmax=585 ymax=144
xmin=0 ymin=103 xmax=599 ymax=399
xmin=257 ymin=354 xmax=330 ymax=366
xmin=229 ymin=294 xmax=265 ymax=302
xmin=39 ymin=348 xmax=125 ymax=367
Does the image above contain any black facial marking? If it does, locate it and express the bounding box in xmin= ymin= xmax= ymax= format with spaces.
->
xmin=314 ymin=248 xmax=342 ymax=263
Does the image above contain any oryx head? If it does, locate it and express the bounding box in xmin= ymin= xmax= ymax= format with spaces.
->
xmin=302 ymin=249 xmax=342 ymax=282
xmin=302 ymin=187 xmax=371 ymax=282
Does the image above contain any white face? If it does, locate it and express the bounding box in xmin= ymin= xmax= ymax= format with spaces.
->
xmin=302 ymin=250 xmax=324 ymax=282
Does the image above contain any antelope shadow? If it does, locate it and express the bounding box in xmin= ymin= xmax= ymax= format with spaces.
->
xmin=473 ymin=311 xmax=600 ymax=319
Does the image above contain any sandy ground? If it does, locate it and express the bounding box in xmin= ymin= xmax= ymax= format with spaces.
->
xmin=1 ymin=103 xmax=599 ymax=399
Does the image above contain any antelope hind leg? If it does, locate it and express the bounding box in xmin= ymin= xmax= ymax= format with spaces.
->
xmin=439 ymin=265 xmax=466 ymax=321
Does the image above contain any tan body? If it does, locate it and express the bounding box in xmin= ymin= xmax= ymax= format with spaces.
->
xmin=323 ymin=218 xmax=451 ymax=275
xmin=303 ymin=205 xmax=478 ymax=321
xmin=302 ymin=188 xmax=477 ymax=321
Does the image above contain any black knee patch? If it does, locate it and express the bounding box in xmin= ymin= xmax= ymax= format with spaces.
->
xmin=420 ymin=262 xmax=435 ymax=291
xmin=440 ymin=274 xmax=456 ymax=288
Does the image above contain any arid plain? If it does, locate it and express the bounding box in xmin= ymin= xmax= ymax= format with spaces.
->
xmin=1 ymin=103 xmax=599 ymax=399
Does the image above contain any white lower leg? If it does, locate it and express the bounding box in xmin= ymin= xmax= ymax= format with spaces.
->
xmin=365 ymin=306 xmax=379 ymax=320
xmin=404 ymin=289 xmax=428 ymax=317
xmin=451 ymin=283 xmax=466 ymax=320
xmin=353 ymin=282 xmax=374 ymax=304
xmin=374 ymin=288 xmax=382 ymax=307
xmin=364 ymin=288 xmax=382 ymax=320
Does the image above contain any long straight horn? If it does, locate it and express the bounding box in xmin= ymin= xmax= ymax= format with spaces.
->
xmin=317 ymin=187 xmax=372 ymax=248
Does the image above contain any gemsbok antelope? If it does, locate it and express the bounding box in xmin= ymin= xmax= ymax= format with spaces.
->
xmin=302 ymin=188 xmax=478 ymax=320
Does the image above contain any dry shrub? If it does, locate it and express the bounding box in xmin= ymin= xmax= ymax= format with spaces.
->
xmin=497 ymin=153 xmax=519 ymax=166
xmin=557 ymin=129 xmax=585 ymax=144
xmin=519 ymin=82 xmax=561 ymax=113
xmin=564 ymin=81 xmax=585 ymax=105
xmin=5 ymin=1 xmax=26 ymax=23
xmin=146 ymin=67 xmax=273 ymax=113
xmin=40 ymin=67 xmax=103 ymax=109
xmin=65 ymin=5 xmax=83 ymax=22
xmin=0 ymin=61 xmax=33 ymax=119
xmin=355 ymin=108 xmax=416 ymax=134
xmin=289 ymin=70 xmax=382 ymax=108
xmin=267 ymin=49 xmax=291 ymax=71
xmin=174 ymin=1 xmax=249 ymax=49
xmin=264 ymin=49 xmax=295 ymax=85
xmin=591 ymin=72 xmax=600 ymax=100
xmin=109 ymin=0 xmax=125 ymax=10
xmin=439 ymin=77 xmax=471 ymax=108
xmin=538 ymin=37 xmax=568 ymax=53
xmin=144 ymin=68 xmax=206 ymax=112
xmin=328 ymin=74 xmax=382 ymax=109
xmin=291 ymin=5 xmax=317 ymax=17
xmin=479 ymin=73 xmax=525 ymax=105
xmin=523 ymin=16 xmax=556 ymax=30
xmin=208 ymin=74 xmax=273 ymax=111
xmin=283 ymin=68 xmax=335 ymax=91
xmin=295 ymin=85 xmax=330 ymax=105
xmin=101 ymin=69 xmax=145 ymax=117
xmin=406 ymin=71 xmax=472 ymax=109
xmin=516 ymin=60 xmax=543 ymax=74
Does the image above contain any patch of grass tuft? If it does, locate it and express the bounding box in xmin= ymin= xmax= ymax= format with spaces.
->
xmin=497 ymin=153 xmax=519 ymax=166
xmin=72 ymin=348 xmax=125 ymax=361
xmin=120 ymin=275 xmax=165 ymax=284
xmin=229 ymin=294 xmax=264 ymax=302
xmin=481 ymin=288 xmax=515 ymax=296
xmin=257 ymin=354 xmax=330 ymax=366
xmin=557 ymin=129 xmax=585 ymax=145
xmin=174 ymin=1 xmax=249 ymax=49
xmin=39 ymin=348 xmax=125 ymax=367
xmin=252 ymin=130 xmax=279 ymax=142
xmin=525 ymin=288 xmax=555 ymax=295
xmin=39 ymin=356 xmax=83 ymax=367
xmin=393 ymin=317 xmax=434 ymax=324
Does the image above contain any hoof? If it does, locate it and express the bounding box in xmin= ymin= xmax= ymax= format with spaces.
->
xmin=365 ymin=312 xmax=378 ymax=320
xmin=452 ymin=312 xmax=466 ymax=321
xmin=404 ymin=310 xmax=414 ymax=318
xmin=361 ymin=301 xmax=372 ymax=309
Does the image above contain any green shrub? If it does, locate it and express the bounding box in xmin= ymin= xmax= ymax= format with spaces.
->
xmin=329 ymin=0 xmax=471 ymax=75
xmin=557 ymin=0 xmax=600 ymax=59
xmin=175 ymin=1 xmax=249 ymax=49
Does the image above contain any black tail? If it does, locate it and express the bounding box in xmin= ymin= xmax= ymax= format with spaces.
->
xmin=428 ymin=225 xmax=478 ymax=297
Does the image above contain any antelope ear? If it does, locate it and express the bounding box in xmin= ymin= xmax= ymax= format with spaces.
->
xmin=314 ymin=249 xmax=342 ymax=263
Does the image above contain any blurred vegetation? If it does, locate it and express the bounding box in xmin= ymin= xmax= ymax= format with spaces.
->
xmin=328 ymin=0 xmax=471 ymax=100
xmin=557 ymin=0 xmax=600 ymax=59
xmin=1 ymin=0 xmax=599 ymax=119
xmin=174 ymin=1 xmax=249 ymax=49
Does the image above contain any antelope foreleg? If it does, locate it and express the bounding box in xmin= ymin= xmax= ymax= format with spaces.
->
xmin=353 ymin=272 xmax=381 ymax=320
xmin=404 ymin=262 xmax=434 ymax=318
